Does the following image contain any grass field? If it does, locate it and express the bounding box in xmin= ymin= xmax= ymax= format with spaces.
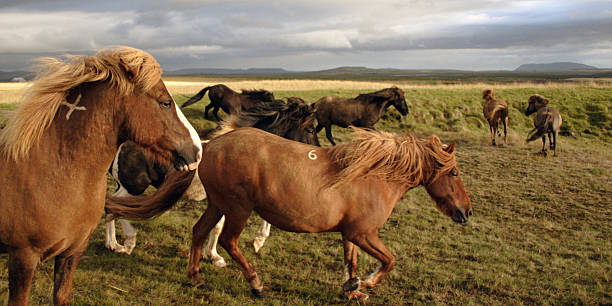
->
xmin=0 ymin=79 xmax=610 ymax=305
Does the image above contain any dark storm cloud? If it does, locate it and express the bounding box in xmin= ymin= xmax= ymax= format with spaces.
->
xmin=1 ymin=0 xmax=611 ymax=70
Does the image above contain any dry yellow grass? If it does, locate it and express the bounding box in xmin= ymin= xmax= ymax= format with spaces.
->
xmin=2 ymin=78 xmax=611 ymax=105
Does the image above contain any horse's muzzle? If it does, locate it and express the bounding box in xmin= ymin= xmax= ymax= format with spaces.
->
xmin=173 ymin=142 xmax=201 ymax=171
xmin=452 ymin=208 xmax=472 ymax=223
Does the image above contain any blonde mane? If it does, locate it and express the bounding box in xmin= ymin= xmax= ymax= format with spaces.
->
xmin=0 ymin=46 xmax=162 ymax=161
xmin=329 ymin=128 xmax=456 ymax=188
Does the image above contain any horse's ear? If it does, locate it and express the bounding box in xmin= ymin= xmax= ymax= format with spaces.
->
xmin=542 ymin=98 xmax=550 ymax=105
xmin=443 ymin=143 xmax=455 ymax=154
xmin=119 ymin=58 xmax=138 ymax=82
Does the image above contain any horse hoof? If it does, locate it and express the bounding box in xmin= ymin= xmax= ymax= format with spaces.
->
xmin=342 ymin=277 xmax=360 ymax=292
xmin=251 ymin=288 xmax=264 ymax=298
xmin=212 ymin=257 xmax=227 ymax=268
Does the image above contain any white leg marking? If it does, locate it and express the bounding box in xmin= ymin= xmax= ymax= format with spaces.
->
xmin=253 ymin=221 xmax=271 ymax=253
xmin=364 ymin=264 xmax=382 ymax=284
xmin=343 ymin=263 xmax=351 ymax=281
xmin=204 ymin=216 xmax=226 ymax=267
xmin=119 ymin=219 xmax=137 ymax=255
xmin=174 ymin=101 xmax=202 ymax=169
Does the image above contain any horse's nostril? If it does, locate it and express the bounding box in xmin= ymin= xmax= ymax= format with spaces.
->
xmin=467 ymin=209 xmax=473 ymax=217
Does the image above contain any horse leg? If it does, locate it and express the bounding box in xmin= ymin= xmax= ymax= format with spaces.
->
xmin=349 ymin=232 xmax=395 ymax=290
xmin=491 ymin=124 xmax=497 ymax=146
xmin=187 ymin=205 xmax=223 ymax=286
xmin=213 ymin=106 xmax=222 ymax=121
xmin=217 ymin=211 xmax=263 ymax=297
xmin=315 ymin=123 xmax=324 ymax=133
xmin=503 ymin=116 xmax=508 ymax=145
xmin=104 ymin=214 xmax=127 ymax=253
xmin=53 ymin=242 xmax=87 ymax=306
xmin=341 ymin=238 xmax=368 ymax=300
xmin=119 ymin=219 xmax=137 ymax=255
xmin=325 ymin=125 xmax=336 ymax=146
xmin=204 ymin=215 xmax=227 ymax=267
xmin=7 ymin=248 xmax=40 ymax=306
xmin=253 ymin=221 xmax=271 ymax=253
xmin=552 ymin=131 xmax=558 ymax=156
xmin=541 ymin=135 xmax=547 ymax=156
xmin=204 ymin=104 xmax=213 ymax=120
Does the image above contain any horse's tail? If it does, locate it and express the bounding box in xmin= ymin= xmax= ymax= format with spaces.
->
xmin=526 ymin=112 xmax=553 ymax=143
xmin=487 ymin=102 xmax=508 ymax=122
xmin=182 ymin=86 xmax=211 ymax=108
xmin=105 ymin=169 xmax=196 ymax=220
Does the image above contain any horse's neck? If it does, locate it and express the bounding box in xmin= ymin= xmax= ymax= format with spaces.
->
xmin=40 ymin=87 xmax=120 ymax=177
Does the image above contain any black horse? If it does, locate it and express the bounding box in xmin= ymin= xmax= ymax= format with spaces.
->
xmin=312 ymin=87 xmax=409 ymax=145
xmin=181 ymin=84 xmax=275 ymax=120
xmin=105 ymin=98 xmax=319 ymax=256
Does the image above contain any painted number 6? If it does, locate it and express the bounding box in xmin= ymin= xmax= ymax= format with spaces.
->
xmin=308 ymin=149 xmax=317 ymax=160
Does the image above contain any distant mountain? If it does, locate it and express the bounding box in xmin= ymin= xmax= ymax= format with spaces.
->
xmin=515 ymin=62 xmax=598 ymax=71
xmin=166 ymin=67 xmax=291 ymax=75
xmin=0 ymin=70 xmax=31 ymax=82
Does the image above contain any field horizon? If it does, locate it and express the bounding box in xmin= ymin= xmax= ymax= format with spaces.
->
xmin=0 ymin=77 xmax=610 ymax=304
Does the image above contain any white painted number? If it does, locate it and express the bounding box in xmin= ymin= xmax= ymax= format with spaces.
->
xmin=308 ymin=150 xmax=317 ymax=160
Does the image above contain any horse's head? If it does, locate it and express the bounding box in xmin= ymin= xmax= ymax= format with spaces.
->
xmin=120 ymin=73 xmax=202 ymax=172
xmin=388 ymin=87 xmax=409 ymax=116
xmin=482 ymin=89 xmax=494 ymax=100
xmin=424 ymin=142 xmax=472 ymax=223
xmin=525 ymin=94 xmax=549 ymax=116
xmin=286 ymin=102 xmax=320 ymax=146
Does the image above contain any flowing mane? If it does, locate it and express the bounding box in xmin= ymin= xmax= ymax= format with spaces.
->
xmin=0 ymin=46 xmax=162 ymax=161
xmin=329 ymin=128 xmax=456 ymax=188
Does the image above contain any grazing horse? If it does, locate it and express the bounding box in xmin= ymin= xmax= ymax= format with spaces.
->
xmin=184 ymin=127 xmax=471 ymax=300
xmin=482 ymin=89 xmax=509 ymax=145
xmin=0 ymin=46 xmax=201 ymax=305
xmin=105 ymin=99 xmax=319 ymax=265
xmin=181 ymin=84 xmax=275 ymax=120
xmin=313 ymin=87 xmax=409 ymax=145
xmin=525 ymin=94 xmax=563 ymax=156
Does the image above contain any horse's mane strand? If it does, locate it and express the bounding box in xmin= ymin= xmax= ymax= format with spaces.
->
xmin=329 ymin=127 xmax=456 ymax=188
xmin=0 ymin=46 xmax=162 ymax=161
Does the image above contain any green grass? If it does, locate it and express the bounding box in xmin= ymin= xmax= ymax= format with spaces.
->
xmin=0 ymin=85 xmax=611 ymax=305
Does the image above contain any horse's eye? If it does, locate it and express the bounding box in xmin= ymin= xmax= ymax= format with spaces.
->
xmin=159 ymin=100 xmax=171 ymax=109
xmin=305 ymin=128 xmax=314 ymax=133
xmin=450 ymin=169 xmax=458 ymax=177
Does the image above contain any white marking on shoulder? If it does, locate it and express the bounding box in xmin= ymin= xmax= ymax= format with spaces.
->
xmin=308 ymin=149 xmax=317 ymax=160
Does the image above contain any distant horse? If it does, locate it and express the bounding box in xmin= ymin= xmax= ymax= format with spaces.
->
xmin=525 ymin=94 xmax=563 ymax=156
xmin=181 ymin=84 xmax=275 ymax=120
xmin=0 ymin=46 xmax=202 ymax=305
xmin=105 ymin=99 xmax=319 ymax=265
xmin=482 ymin=89 xmax=509 ymax=145
xmin=313 ymin=87 xmax=409 ymax=145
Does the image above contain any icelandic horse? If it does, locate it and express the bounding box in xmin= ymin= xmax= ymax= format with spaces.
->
xmin=482 ymin=89 xmax=509 ymax=146
xmin=0 ymin=46 xmax=201 ymax=305
xmin=185 ymin=127 xmax=472 ymax=300
xmin=525 ymin=94 xmax=563 ymax=156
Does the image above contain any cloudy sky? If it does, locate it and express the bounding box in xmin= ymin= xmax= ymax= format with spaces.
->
xmin=1 ymin=0 xmax=611 ymax=71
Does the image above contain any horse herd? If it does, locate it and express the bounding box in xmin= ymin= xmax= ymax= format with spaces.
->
xmin=0 ymin=46 xmax=556 ymax=305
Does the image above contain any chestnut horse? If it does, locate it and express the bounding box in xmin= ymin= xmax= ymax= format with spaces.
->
xmin=312 ymin=87 xmax=409 ymax=145
xmin=181 ymin=84 xmax=275 ymax=120
xmin=482 ymin=89 xmax=509 ymax=146
xmin=525 ymin=94 xmax=563 ymax=156
xmin=0 ymin=46 xmax=202 ymax=305
xmin=188 ymin=127 xmax=472 ymax=300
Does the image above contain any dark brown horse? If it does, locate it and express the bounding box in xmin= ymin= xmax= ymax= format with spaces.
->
xmin=181 ymin=84 xmax=275 ymax=120
xmin=525 ymin=94 xmax=563 ymax=156
xmin=313 ymin=87 xmax=409 ymax=145
xmin=482 ymin=89 xmax=509 ymax=146
xmin=186 ymin=127 xmax=471 ymax=300
xmin=105 ymin=98 xmax=319 ymax=259
xmin=0 ymin=47 xmax=202 ymax=305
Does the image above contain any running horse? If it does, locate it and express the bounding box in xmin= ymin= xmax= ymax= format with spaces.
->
xmin=525 ymin=94 xmax=563 ymax=156
xmin=312 ymin=87 xmax=409 ymax=145
xmin=106 ymin=127 xmax=472 ymax=300
xmin=0 ymin=46 xmax=201 ymax=305
xmin=181 ymin=84 xmax=275 ymax=121
xmin=482 ymin=89 xmax=509 ymax=146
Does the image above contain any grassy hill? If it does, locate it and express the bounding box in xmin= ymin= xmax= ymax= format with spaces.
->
xmin=0 ymin=81 xmax=610 ymax=304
